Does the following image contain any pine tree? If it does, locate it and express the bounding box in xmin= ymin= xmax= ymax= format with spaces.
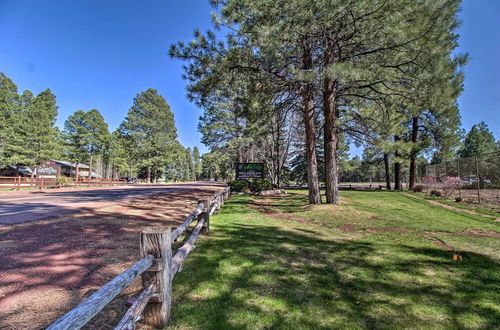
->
xmin=460 ymin=122 xmax=499 ymax=157
xmin=64 ymin=109 xmax=110 ymax=178
xmin=8 ymin=89 xmax=61 ymax=168
xmin=192 ymin=146 xmax=202 ymax=180
xmin=172 ymin=0 xmax=465 ymax=203
xmin=120 ymin=89 xmax=178 ymax=183
xmin=107 ymin=130 xmax=130 ymax=179
xmin=0 ymin=73 xmax=20 ymax=168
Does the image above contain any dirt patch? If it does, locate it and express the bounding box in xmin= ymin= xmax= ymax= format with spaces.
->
xmin=339 ymin=224 xmax=358 ymax=232
xmin=425 ymin=235 xmax=455 ymax=251
xmin=0 ymin=184 xmax=223 ymax=330
xmin=248 ymin=200 xmax=312 ymax=224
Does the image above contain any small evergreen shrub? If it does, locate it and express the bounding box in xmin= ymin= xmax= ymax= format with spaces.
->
xmin=228 ymin=180 xmax=249 ymax=192
xmin=412 ymin=184 xmax=424 ymax=192
xmin=228 ymin=179 xmax=274 ymax=192
xmin=248 ymin=179 xmax=273 ymax=192
xmin=56 ymin=176 xmax=74 ymax=187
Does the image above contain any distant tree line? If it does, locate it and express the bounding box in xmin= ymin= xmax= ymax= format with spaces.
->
xmin=0 ymin=73 xmax=202 ymax=182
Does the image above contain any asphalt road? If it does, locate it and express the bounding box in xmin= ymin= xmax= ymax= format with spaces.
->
xmin=0 ymin=183 xmax=216 ymax=225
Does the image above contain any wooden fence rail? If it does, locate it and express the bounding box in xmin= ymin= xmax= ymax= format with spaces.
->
xmin=47 ymin=186 xmax=230 ymax=330
xmin=0 ymin=176 xmax=126 ymax=190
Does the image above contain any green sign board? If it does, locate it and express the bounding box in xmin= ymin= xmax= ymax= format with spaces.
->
xmin=236 ymin=163 xmax=264 ymax=179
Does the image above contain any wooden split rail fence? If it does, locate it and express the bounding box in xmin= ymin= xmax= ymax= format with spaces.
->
xmin=47 ymin=186 xmax=230 ymax=330
xmin=0 ymin=176 xmax=126 ymax=190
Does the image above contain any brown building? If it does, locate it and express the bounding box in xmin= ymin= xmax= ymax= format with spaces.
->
xmin=35 ymin=160 xmax=100 ymax=178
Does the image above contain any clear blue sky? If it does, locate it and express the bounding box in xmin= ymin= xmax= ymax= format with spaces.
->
xmin=1 ymin=0 xmax=499 ymax=156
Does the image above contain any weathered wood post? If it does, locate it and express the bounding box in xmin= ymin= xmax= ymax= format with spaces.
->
xmin=140 ymin=227 xmax=172 ymax=327
xmin=17 ymin=176 xmax=21 ymax=190
xmin=198 ymin=199 xmax=210 ymax=234
xmin=474 ymin=156 xmax=481 ymax=203
xmin=41 ymin=177 xmax=44 ymax=190
xmin=219 ymin=191 xmax=224 ymax=207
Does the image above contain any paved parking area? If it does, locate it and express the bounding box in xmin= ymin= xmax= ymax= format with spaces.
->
xmin=0 ymin=183 xmax=219 ymax=225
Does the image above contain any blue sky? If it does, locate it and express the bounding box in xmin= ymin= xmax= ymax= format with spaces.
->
xmin=0 ymin=0 xmax=498 ymax=156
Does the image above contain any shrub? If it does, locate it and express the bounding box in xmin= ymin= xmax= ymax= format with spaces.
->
xmin=412 ymin=184 xmax=424 ymax=192
xmin=421 ymin=176 xmax=437 ymax=194
xmin=248 ymin=179 xmax=273 ymax=192
xmin=442 ymin=176 xmax=462 ymax=198
xmin=56 ymin=176 xmax=74 ymax=187
xmin=430 ymin=190 xmax=442 ymax=197
xmin=455 ymin=197 xmax=463 ymax=203
xmin=229 ymin=179 xmax=273 ymax=193
xmin=228 ymin=180 xmax=249 ymax=192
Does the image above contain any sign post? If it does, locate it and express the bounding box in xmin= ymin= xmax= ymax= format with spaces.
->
xmin=235 ymin=163 xmax=265 ymax=180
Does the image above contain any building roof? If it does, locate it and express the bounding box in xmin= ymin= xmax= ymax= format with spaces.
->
xmin=53 ymin=160 xmax=90 ymax=169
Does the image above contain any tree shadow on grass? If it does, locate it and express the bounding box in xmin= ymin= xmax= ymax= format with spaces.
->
xmin=169 ymin=219 xmax=499 ymax=329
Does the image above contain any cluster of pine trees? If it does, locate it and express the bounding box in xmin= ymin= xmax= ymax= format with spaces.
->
xmin=172 ymin=0 xmax=470 ymax=204
xmin=0 ymin=73 xmax=201 ymax=182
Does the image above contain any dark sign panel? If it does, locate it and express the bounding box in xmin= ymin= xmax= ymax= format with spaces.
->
xmin=236 ymin=163 xmax=264 ymax=180
xmin=36 ymin=160 xmax=61 ymax=178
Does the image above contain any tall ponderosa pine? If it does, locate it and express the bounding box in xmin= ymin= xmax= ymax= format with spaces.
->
xmin=120 ymin=89 xmax=178 ymax=183
xmin=460 ymin=122 xmax=499 ymax=158
xmin=172 ymin=0 xmax=465 ymax=203
xmin=0 ymin=73 xmax=20 ymax=167
xmin=192 ymin=146 xmax=202 ymax=180
xmin=64 ymin=109 xmax=110 ymax=178
xmin=9 ymin=89 xmax=61 ymax=167
xmin=107 ymin=130 xmax=130 ymax=179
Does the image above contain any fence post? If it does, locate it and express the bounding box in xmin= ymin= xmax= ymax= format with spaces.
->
xmin=140 ymin=227 xmax=172 ymax=328
xmin=475 ymin=156 xmax=481 ymax=203
xmin=220 ymin=191 xmax=225 ymax=207
xmin=17 ymin=176 xmax=21 ymax=191
xmin=198 ymin=199 xmax=210 ymax=234
xmin=41 ymin=177 xmax=44 ymax=190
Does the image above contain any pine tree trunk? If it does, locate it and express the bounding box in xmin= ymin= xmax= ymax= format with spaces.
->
xmin=301 ymin=41 xmax=321 ymax=204
xmin=75 ymin=163 xmax=79 ymax=185
xmin=409 ymin=117 xmax=419 ymax=190
xmin=323 ymin=78 xmax=340 ymax=204
xmin=89 ymin=153 xmax=93 ymax=181
xmin=394 ymin=136 xmax=401 ymax=190
xmin=147 ymin=166 xmax=151 ymax=183
xmin=384 ymin=153 xmax=391 ymax=190
xmin=275 ymin=117 xmax=281 ymax=188
xmin=394 ymin=162 xmax=401 ymax=190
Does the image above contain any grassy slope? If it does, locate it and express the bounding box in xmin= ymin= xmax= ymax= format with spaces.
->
xmin=167 ymin=191 xmax=499 ymax=329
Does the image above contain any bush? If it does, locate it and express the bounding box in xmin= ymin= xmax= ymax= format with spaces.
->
xmin=248 ymin=179 xmax=273 ymax=192
xmin=228 ymin=179 xmax=274 ymax=192
xmin=412 ymin=184 xmax=424 ymax=192
xmin=421 ymin=176 xmax=437 ymax=193
xmin=56 ymin=176 xmax=74 ymax=187
xmin=228 ymin=180 xmax=249 ymax=192
xmin=455 ymin=197 xmax=463 ymax=203
xmin=442 ymin=176 xmax=462 ymax=198
xmin=430 ymin=190 xmax=442 ymax=197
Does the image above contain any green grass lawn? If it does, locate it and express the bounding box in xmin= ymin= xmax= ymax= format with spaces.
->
xmin=416 ymin=192 xmax=500 ymax=218
xmin=168 ymin=191 xmax=499 ymax=329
